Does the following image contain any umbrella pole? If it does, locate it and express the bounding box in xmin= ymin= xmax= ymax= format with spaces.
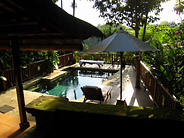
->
xmin=120 ymin=52 xmax=123 ymax=100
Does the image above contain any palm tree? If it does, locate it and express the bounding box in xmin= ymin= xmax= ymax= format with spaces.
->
xmin=61 ymin=0 xmax=63 ymax=8
xmin=174 ymin=0 xmax=184 ymax=21
xmin=71 ymin=0 xmax=77 ymax=16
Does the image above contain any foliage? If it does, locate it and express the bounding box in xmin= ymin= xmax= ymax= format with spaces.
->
xmin=97 ymin=24 xmax=127 ymax=37
xmin=0 ymin=51 xmax=12 ymax=81
xmin=0 ymin=51 xmax=12 ymax=70
xmin=143 ymin=23 xmax=184 ymax=102
xmin=174 ymin=0 xmax=184 ymax=15
xmin=90 ymin=0 xmax=167 ymax=38
xmin=19 ymin=51 xmax=45 ymax=67
xmin=52 ymin=0 xmax=59 ymax=4
xmin=43 ymin=51 xmax=59 ymax=74
xmin=139 ymin=25 xmax=153 ymax=41
xmin=0 ymin=50 xmax=60 ymax=80
xmin=83 ymin=24 xmax=126 ymax=51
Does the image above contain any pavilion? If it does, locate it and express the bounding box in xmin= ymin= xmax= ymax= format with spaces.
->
xmin=0 ymin=0 xmax=103 ymax=129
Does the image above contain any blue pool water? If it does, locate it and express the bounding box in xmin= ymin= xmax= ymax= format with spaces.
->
xmin=25 ymin=69 xmax=116 ymax=100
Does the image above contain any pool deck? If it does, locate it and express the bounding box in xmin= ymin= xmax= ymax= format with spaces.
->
xmin=73 ymin=62 xmax=120 ymax=71
xmin=0 ymin=64 xmax=154 ymax=138
xmin=71 ymin=64 xmax=154 ymax=107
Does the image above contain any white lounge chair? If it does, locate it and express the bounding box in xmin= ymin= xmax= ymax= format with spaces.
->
xmin=79 ymin=59 xmax=104 ymax=68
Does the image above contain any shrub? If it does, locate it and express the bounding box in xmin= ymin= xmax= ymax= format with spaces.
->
xmin=143 ymin=23 xmax=184 ymax=104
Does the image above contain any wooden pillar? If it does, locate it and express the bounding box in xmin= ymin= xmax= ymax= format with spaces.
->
xmin=135 ymin=55 xmax=141 ymax=88
xmin=11 ymin=39 xmax=30 ymax=130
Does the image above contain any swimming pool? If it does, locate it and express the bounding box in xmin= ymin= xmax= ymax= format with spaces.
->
xmin=25 ymin=69 xmax=116 ymax=100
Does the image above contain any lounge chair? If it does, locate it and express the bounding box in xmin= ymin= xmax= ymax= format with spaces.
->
xmin=79 ymin=59 xmax=104 ymax=68
xmin=81 ymin=85 xmax=112 ymax=103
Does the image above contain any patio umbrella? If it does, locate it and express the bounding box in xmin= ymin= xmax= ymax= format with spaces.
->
xmin=87 ymin=28 xmax=157 ymax=100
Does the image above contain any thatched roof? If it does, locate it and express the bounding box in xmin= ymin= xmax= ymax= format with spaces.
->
xmin=0 ymin=0 xmax=103 ymax=51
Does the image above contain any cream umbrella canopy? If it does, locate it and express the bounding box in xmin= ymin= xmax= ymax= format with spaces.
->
xmin=87 ymin=28 xmax=157 ymax=100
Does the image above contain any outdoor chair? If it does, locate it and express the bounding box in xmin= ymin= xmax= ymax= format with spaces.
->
xmin=79 ymin=59 xmax=105 ymax=68
xmin=81 ymin=85 xmax=112 ymax=103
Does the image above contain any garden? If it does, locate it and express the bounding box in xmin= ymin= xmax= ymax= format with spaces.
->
xmin=142 ymin=23 xmax=184 ymax=106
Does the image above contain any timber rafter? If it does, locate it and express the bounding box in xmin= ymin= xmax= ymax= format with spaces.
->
xmin=0 ymin=0 xmax=103 ymax=51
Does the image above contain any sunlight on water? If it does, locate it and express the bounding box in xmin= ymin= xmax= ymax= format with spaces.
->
xmin=25 ymin=69 xmax=115 ymax=100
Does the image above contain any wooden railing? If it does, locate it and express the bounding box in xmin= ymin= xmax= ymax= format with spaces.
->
xmin=74 ymin=52 xmax=134 ymax=65
xmin=58 ymin=53 xmax=74 ymax=67
xmin=0 ymin=53 xmax=73 ymax=90
xmin=1 ymin=60 xmax=47 ymax=89
xmin=134 ymin=59 xmax=181 ymax=109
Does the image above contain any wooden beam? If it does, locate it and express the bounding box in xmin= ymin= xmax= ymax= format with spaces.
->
xmin=0 ymin=44 xmax=83 ymax=51
xmin=11 ymin=38 xmax=30 ymax=130
xmin=0 ymin=22 xmax=39 ymax=28
xmin=18 ymin=44 xmax=83 ymax=51
xmin=0 ymin=39 xmax=83 ymax=51
xmin=0 ymin=33 xmax=66 ymax=38
xmin=0 ymin=44 xmax=82 ymax=51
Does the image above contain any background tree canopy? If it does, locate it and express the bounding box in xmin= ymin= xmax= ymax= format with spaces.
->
xmin=90 ymin=0 xmax=168 ymax=38
xmin=174 ymin=0 xmax=184 ymax=15
xmin=52 ymin=0 xmax=59 ymax=4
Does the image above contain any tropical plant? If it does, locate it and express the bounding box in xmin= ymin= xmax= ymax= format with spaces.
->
xmin=143 ymin=23 xmax=184 ymax=102
xmin=44 ymin=51 xmax=59 ymax=74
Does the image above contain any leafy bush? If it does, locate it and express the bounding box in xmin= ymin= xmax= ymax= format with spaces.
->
xmin=143 ymin=23 xmax=184 ymax=103
xmin=44 ymin=51 xmax=59 ymax=73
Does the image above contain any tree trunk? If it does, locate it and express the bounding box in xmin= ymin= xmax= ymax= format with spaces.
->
xmin=135 ymin=28 xmax=139 ymax=38
xmin=142 ymin=12 xmax=148 ymax=41
xmin=134 ymin=5 xmax=139 ymax=38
